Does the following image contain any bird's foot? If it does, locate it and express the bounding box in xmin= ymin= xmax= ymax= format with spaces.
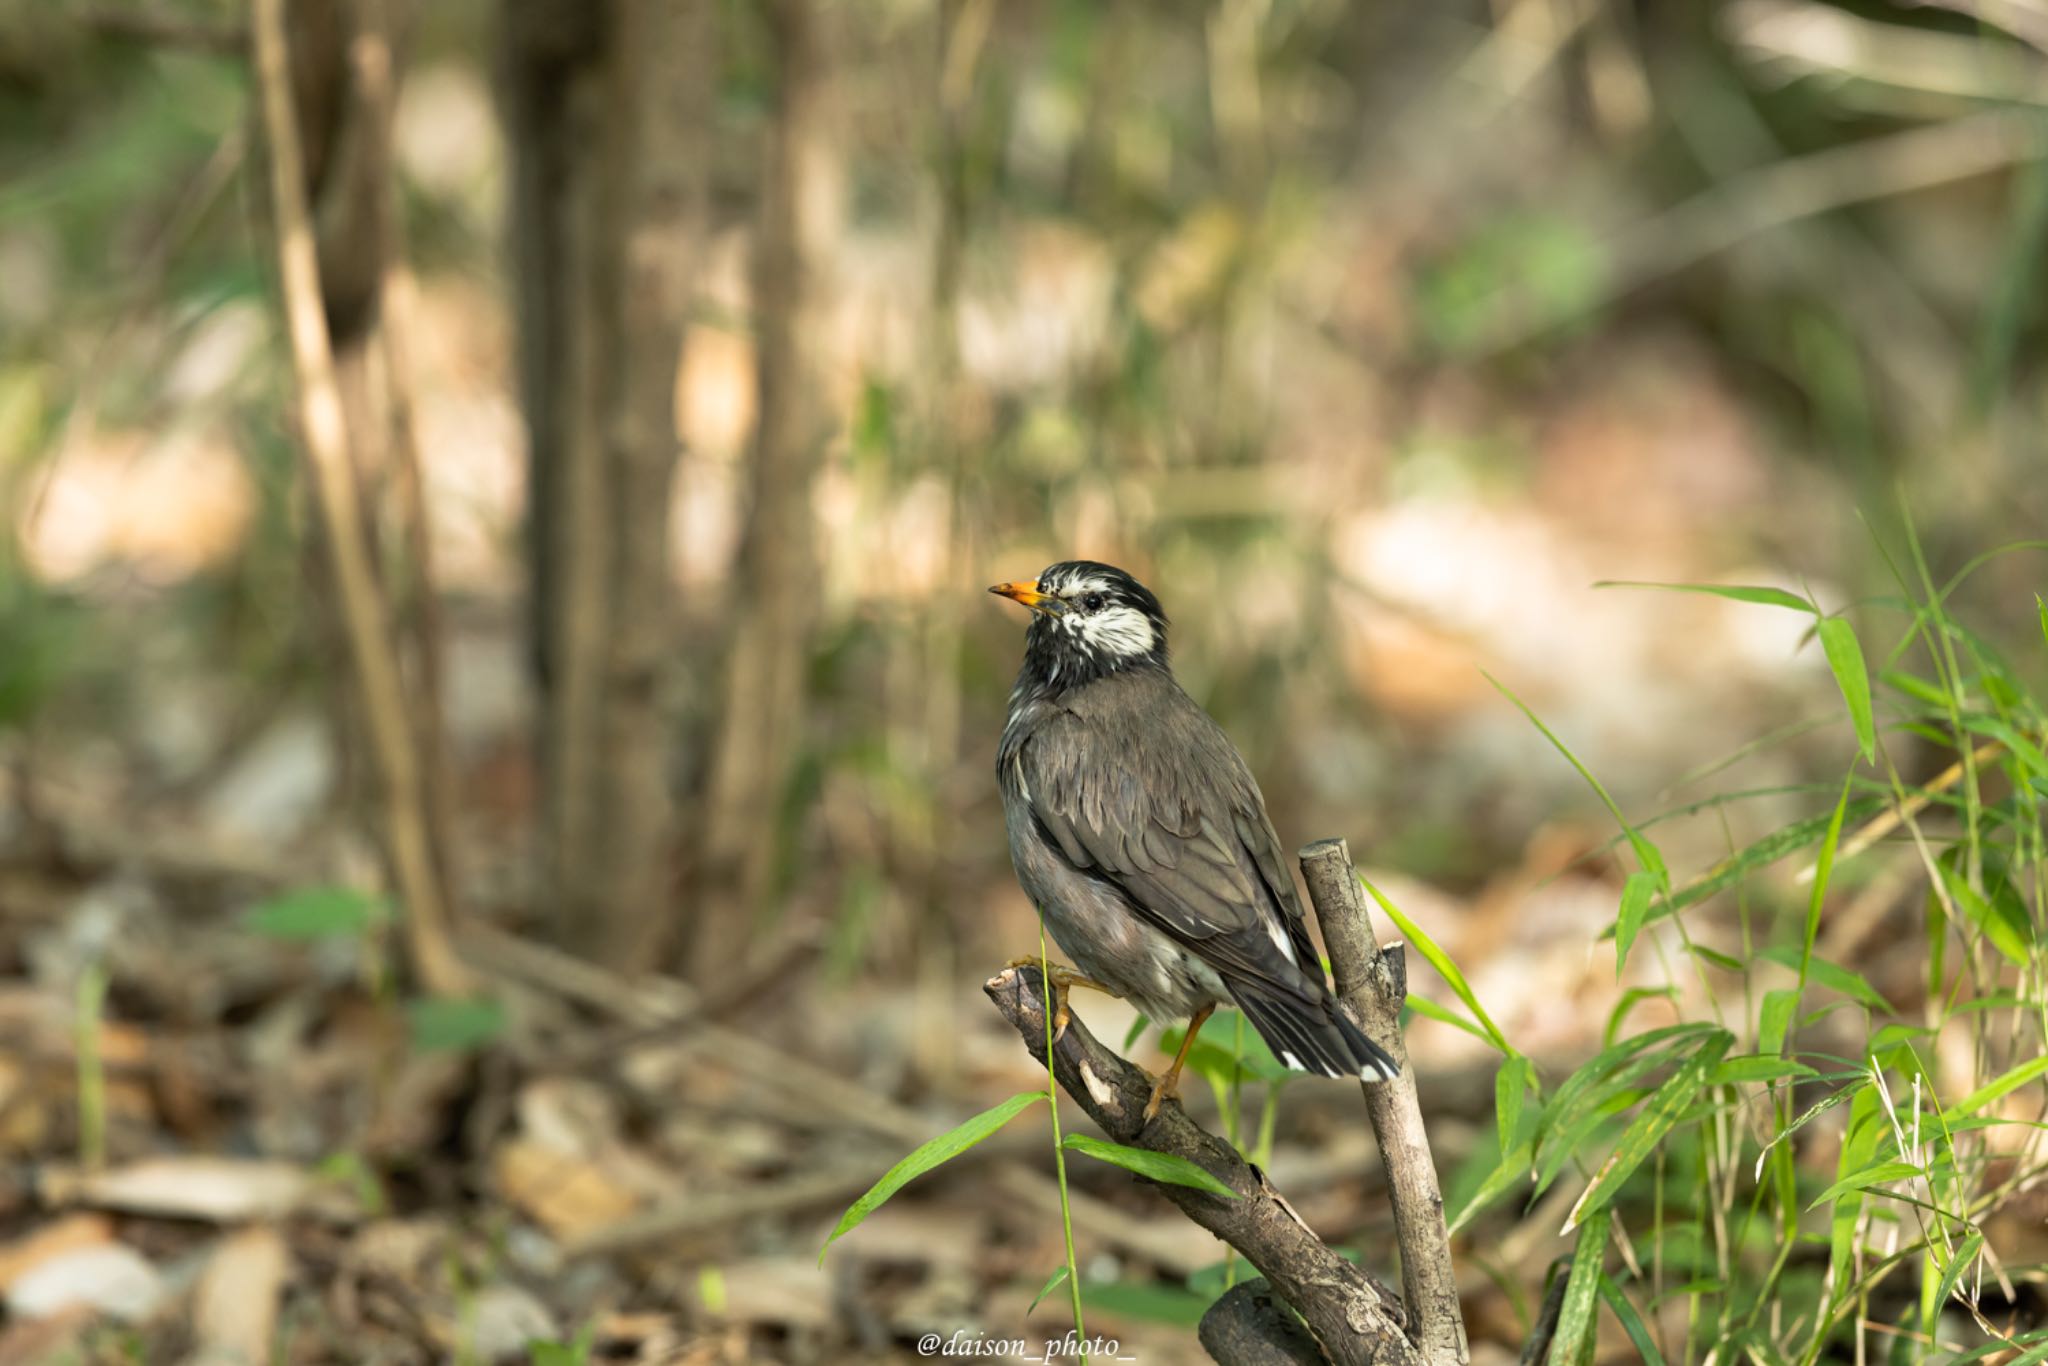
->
xmin=1141 ymin=1070 xmax=1179 ymax=1123
xmin=1002 ymin=959 xmax=1113 ymax=1043
xmin=1142 ymin=1002 xmax=1216 ymax=1124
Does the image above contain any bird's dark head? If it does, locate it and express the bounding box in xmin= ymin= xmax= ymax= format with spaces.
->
xmin=990 ymin=560 xmax=1170 ymax=689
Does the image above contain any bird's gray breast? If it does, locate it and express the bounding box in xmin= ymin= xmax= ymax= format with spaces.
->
xmin=998 ymin=691 xmax=1227 ymax=1022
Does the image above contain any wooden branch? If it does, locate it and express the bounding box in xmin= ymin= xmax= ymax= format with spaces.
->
xmin=985 ymin=965 xmax=1420 ymax=1366
xmin=1199 ymin=1281 xmax=1324 ymax=1366
xmin=249 ymin=0 xmax=468 ymax=996
xmin=1301 ymin=839 xmax=1469 ymax=1366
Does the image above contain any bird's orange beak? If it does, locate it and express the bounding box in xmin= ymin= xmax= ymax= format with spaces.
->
xmin=989 ymin=579 xmax=1059 ymax=614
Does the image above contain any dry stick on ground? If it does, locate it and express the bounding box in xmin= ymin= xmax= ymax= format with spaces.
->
xmin=985 ymin=964 xmax=1420 ymax=1366
xmin=249 ymin=0 xmax=468 ymax=996
xmin=986 ymin=837 xmax=1472 ymax=1365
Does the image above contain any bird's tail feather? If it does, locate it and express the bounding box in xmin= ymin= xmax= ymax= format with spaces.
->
xmin=1232 ymin=980 xmax=1400 ymax=1083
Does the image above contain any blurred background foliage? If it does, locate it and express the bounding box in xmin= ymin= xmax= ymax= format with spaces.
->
xmin=0 ymin=0 xmax=2046 ymax=1360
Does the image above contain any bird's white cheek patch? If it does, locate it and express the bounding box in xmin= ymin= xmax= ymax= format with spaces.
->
xmin=1078 ymin=607 xmax=1155 ymax=657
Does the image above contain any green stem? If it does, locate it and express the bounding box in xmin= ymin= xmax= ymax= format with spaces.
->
xmin=1041 ymin=923 xmax=1087 ymax=1363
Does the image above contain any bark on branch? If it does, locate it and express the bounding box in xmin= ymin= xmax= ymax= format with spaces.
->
xmin=986 ymin=836 xmax=1470 ymax=1364
xmin=984 ymin=965 xmax=1420 ymax=1366
xmin=1300 ymin=839 xmax=1469 ymax=1365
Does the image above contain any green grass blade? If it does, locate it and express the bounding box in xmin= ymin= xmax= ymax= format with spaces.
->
xmin=1484 ymin=671 xmax=1666 ymax=880
xmin=1564 ymin=1030 xmax=1731 ymax=1232
xmin=1613 ymin=870 xmax=1657 ymax=980
xmin=1759 ymin=988 xmax=1799 ymax=1056
xmin=1801 ymin=773 xmax=1854 ymax=987
xmin=1807 ymin=1159 xmax=1923 ymax=1210
xmin=1548 ymin=1208 xmax=1610 ymax=1365
xmin=1593 ymin=580 xmax=1814 ymax=613
xmin=1406 ymin=993 xmax=1496 ymax=1045
xmin=1361 ymin=874 xmax=1512 ymax=1055
xmin=1932 ymin=1228 xmax=1985 ymax=1316
xmin=1029 ymin=1266 xmax=1072 ymax=1313
xmin=1061 ymin=1134 xmax=1238 ymax=1199
xmin=1597 ymin=1274 xmax=1669 ymax=1365
xmin=1817 ymin=616 xmax=1876 ymax=762
xmin=1942 ymin=1053 xmax=2048 ymax=1123
xmin=819 ymin=1092 xmax=1044 ymax=1262
xmin=1497 ymin=1055 xmax=1532 ymax=1156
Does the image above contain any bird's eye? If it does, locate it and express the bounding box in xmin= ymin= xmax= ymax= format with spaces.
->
xmin=1082 ymin=593 xmax=1106 ymax=612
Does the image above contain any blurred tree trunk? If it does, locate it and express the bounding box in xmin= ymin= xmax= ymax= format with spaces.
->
xmin=501 ymin=0 xmax=705 ymax=968
xmin=691 ymin=0 xmax=834 ymax=977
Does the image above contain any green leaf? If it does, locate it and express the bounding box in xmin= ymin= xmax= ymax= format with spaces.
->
xmin=406 ymin=997 xmax=506 ymax=1053
xmin=1759 ymin=947 xmax=1891 ymax=1012
xmin=1603 ymin=988 xmax=1677 ymax=1049
xmin=1548 ymin=1208 xmax=1610 ymax=1365
xmin=1817 ymin=616 xmax=1875 ymax=762
xmin=1664 ymin=799 xmax=1886 ymax=918
xmin=1593 ymin=580 xmax=1814 ymax=613
xmin=1565 ymin=1030 xmax=1731 ymax=1232
xmin=1942 ymin=1053 xmax=2048 ymax=1123
xmin=1405 ymin=993 xmax=1496 ymax=1045
xmin=1880 ymin=669 xmax=1950 ymax=711
xmin=1448 ymin=1140 xmax=1534 ymax=1235
xmin=1933 ymin=1228 xmax=1985 ymax=1316
xmin=1613 ymin=871 xmax=1657 ymax=980
xmin=819 ymin=1092 xmax=1044 ymax=1262
xmin=1361 ymin=875 xmax=1512 ymax=1056
xmin=1808 ymin=1159 xmax=1923 ymax=1210
xmin=245 ymin=887 xmax=388 ymax=940
xmin=1484 ymin=672 xmax=1666 ymax=880
xmin=1709 ymin=1056 xmax=1817 ymax=1085
xmin=1598 ymin=1274 xmax=1668 ymax=1365
xmin=1123 ymin=1014 xmax=1152 ymax=1050
xmin=1759 ymin=988 xmax=1800 ymax=1056
xmin=1062 ymin=1134 xmax=1237 ymax=1199
xmin=1936 ymin=848 xmax=2035 ymax=967
xmin=1801 ymin=774 xmax=1854 ymax=988
xmin=1028 ymin=1265 xmax=1071 ymax=1313
xmin=1496 ymin=1055 xmax=1532 ymax=1157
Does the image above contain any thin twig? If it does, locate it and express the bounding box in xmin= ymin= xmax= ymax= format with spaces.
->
xmin=249 ymin=0 xmax=468 ymax=996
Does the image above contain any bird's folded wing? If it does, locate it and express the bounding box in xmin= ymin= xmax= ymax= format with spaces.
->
xmin=1019 ymin=712 xmax=1320 ymax=989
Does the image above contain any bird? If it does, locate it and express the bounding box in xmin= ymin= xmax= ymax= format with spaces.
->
xmin=991 ymin=560 xmax=1398 ymax=1121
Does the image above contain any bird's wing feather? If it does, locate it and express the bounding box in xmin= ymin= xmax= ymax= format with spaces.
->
xmin=1020 ymin=681 xmax=1321 ymax=989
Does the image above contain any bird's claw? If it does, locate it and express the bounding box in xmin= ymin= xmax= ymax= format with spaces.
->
xmin=1142 ymin=1073 xmax=1177 ymax=1123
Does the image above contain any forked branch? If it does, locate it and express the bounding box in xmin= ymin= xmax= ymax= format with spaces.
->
xmin=985 ymin=836 xmax=1469 ymax=1365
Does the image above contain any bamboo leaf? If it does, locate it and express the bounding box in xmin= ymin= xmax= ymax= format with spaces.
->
xmin=1759 ymin=988 xmax=1800 ymax=1056
xmin=1943 ymin=1053 xmax=2048 ymax=1123
xmin=1598 ymin=1274 xmax=1668 ymax=1365
xmin=1613 ymin=870 xmax=1657 ymax=980
xmin=1817 ymin=616 xmax=1875 ymax=762
xmin=1028 ymin=1265 xmax=1071 ymax=1313
xmin=1593 ymin=580 xmax=1814 ymax=613
xmin=1496 ymin=1055 xmax=1532 ymax=1157
xmin=1547 ymin=1208 xmax=1610 ymax=1366
xmin=1564 ymin=1030 xmax=1731 ymax=1232
xmin=1363 ymin=875 xmax=1512 ymax=1056
xmin=1062 ymin=1134 xmax=1237 ymax=1199
xmin=1809 ymin=1159 xmax=1923 ymax=1210
xmin=820 ymin=1092 xmax=1044 ymax=1262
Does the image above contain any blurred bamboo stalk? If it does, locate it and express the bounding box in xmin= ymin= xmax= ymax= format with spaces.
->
xmin=694 ymin=0 xmax=835 ymax=975
xmin=249 ymin=0 xmax=468 ymax=995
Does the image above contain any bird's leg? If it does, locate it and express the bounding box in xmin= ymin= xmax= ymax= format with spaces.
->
xmin=1144 ymin=1003 xmax=1217 ymax=1122
xmin=1002 ymin=957 xmax=1114 ymax=1042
